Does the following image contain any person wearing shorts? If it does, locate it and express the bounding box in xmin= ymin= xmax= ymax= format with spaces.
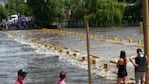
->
xmin=130 ymin=48 xmax=147 ymax=84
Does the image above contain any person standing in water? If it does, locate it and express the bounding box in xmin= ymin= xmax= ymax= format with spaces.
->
xmin=57 ymin=71 xmax=66 ymax=84
xmin=117 ymin=50 xmax=127 ymax=84
xmin=15 ymin=69 xmax=27 ymax=84
xmin=130 ymin=48 xmax=147 ymax=84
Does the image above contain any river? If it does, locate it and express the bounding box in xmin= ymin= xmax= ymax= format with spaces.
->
xmin=0 ymin=26 xmax=142 ymax=84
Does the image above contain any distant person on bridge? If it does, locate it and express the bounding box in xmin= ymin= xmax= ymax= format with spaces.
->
xmin=15 ymin=69 xmax=27 ymax=84
xmin=130 ymin=48 xmax=147 ymax=84
xmin=57 ymin=71 xmax=66 ymax=84
xmin=117 ymin=50 xmax=127 ymax=84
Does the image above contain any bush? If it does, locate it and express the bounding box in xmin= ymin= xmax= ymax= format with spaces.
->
xmin=0 ymin=5 xmax=8 ymax=19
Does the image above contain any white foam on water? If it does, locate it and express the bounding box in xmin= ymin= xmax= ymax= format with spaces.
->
xmin=4 ymin=30 xmax=137 ymax=82
xmin=5 ymin=31 xmax=115 ymax=80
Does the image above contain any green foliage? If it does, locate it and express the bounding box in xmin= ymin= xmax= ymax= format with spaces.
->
xmin=27 ymin=0 xmax=63 ymax=27
xmin=70 ymin=0 xmax=85 ymax=19
xmin=0 ymin=5 xmax=8 ymax=19
xmin=18 ymin=3 xmax=31 ymax=16
xmin=4 ymin=0 xmax=140 ymax=27
xmin=5 ymin=0 xmax=16 ymax=15
xmin=85 ymin=0 xmax=125 ymax=26
xmin=6 ymin=0 xmax=31 ymax=16
xmin=124 ymin=0 xmax=142 ymax=25
xmin=65 ymin=0 xmax=140 ymax=27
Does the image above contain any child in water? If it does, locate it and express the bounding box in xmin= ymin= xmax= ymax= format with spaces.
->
xmin=15 ymin=69 xmax=27 ymax=84
xmin=57 ymin=71 xmax=66 ymax=84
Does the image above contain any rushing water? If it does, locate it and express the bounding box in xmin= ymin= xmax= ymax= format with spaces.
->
xmin=0 ymin=26 xmax=142 ymax=84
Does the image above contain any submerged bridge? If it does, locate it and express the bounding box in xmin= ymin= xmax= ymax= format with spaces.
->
xmin=1 ymin=28 xmax=141 ymax=84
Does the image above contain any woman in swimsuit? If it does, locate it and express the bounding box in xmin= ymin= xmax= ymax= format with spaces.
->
xmin=117 ymin=50 xmax=127 ymax=84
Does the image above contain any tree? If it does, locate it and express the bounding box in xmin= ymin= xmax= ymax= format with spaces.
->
xmin=27 ymin=0 xmax=64 ymax=27
xmin=17 ymin=3 xmax=31 ymax=16
xmin=85 ymin=0 xmax=125 ymax=26
xmin=6 ymin=0 xmax=31 ymax=16
xmin=61 ymin=0 xmax=125 ymax=27
xmin=5 ymin=0 xmax=16 ymax=15
xmin=124 ymin=0 xmax=142 ymax=25
xmin=68 ymin=0 xmax=85 ymax=19
xmin=0 ymin=5 xmax=8 ymax=19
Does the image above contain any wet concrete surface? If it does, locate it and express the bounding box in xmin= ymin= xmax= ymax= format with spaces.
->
xmin=0 ymin=27 xmax=142 ymax=84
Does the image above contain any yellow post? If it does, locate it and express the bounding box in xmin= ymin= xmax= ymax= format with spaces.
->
xmin=37 ymin=41 xmax=40 ymax=44
xmin=92 ymin=59 xmax=96 ymax=64
xmin=54 ymin=46 xmax=57 ymax=50
xmin=76 ymin=32 xmax=79 ymax=36
xmin=82 ymin=56 xmax=86 ymax=61
xmin=104 ymin=62 xmax=108 ymax=70
xmin=59 ymin=49 xmax=63 ymax=53
xmin=94 ymin=34 xmax=97 ymax=40
xmin=80 ymin=33 xmax=83 ymax=38
xmin=44 ymin=44 xmax=48 ymax=47
xmin=115 ymin=36 xmax=117 ymax=42
xmin=120 ymin=38 xmax=124 ymax=45
xmin=59 ymin=30 xmax=61 ymax=33
xmin=105 ymin=35 xmax=108 ymax=40
xmin=137 ymin=39 xmax=141 ymax=46
xmin=66 ymin=50 xmax=70 ymax=54
xmin=73 ymin=53 xmax=77 ymax=57
xmin=112 ymin=36 xmax=115 ymax=40
xmin=129 ymin=38 xmax=133 ymax=43
xmin=50 ymin=45 xmax=53 ymax=48
xmin=113 ymin=36 xmax=117 ymax=41
xmin=99 ymin=35 xmax=103 ymax=40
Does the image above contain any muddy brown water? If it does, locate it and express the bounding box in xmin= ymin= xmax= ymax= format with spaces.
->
xmin=0 ymin=27 xmax=142 ymax=84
